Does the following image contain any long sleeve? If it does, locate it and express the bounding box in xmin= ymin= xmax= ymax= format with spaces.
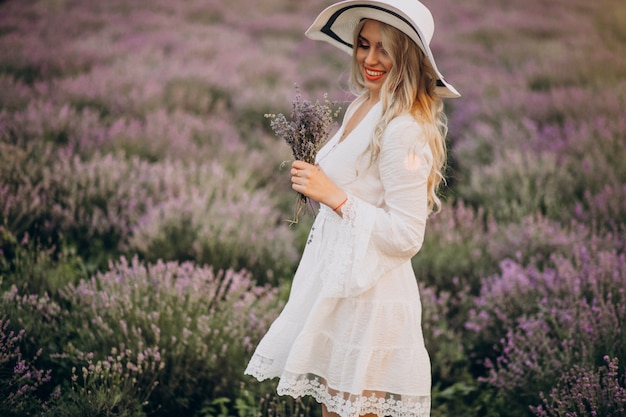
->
xmin=317 ymin=116 xmax=432 ymax=298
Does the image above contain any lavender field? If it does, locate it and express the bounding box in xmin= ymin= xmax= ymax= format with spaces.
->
xmin=1 ymin=0 xmax=625 ymax=415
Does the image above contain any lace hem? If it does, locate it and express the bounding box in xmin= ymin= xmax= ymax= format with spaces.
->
xmin=277 ymin=372 xmax=430 ymax=417
xmin=244 ymin=354 xmax=278 ymax=381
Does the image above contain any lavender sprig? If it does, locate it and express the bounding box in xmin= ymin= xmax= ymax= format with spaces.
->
xmin=265 ymin=86 xmax=340 ymax=224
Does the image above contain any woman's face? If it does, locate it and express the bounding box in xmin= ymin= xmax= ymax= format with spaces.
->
xmin=356 ymin=20 xmax=393 ymax=100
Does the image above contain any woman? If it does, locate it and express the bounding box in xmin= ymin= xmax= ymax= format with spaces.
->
xmin=245 ymin=1 xmax=459 ymax=416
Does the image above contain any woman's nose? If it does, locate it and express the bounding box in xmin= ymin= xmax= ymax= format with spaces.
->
xmin=365 ymin=49 xmax=378 ymax=65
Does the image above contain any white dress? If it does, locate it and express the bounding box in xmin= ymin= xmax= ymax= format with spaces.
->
xmin=245 ymin=95 xmax=433 ymax=417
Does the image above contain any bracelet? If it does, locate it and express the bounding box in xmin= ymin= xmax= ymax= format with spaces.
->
xmin=332 ymin=196 xmax=348 ymax=212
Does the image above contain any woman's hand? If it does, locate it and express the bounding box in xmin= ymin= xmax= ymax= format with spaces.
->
xmin=290 ymin=160 xmax=346 ymax=211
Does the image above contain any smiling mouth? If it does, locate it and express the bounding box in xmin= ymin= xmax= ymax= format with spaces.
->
xmin=364 ymin=67 xmax=385 ymax=81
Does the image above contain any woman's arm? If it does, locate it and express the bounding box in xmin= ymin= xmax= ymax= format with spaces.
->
xmin=370 ymin=117 xmax=431 ymax=258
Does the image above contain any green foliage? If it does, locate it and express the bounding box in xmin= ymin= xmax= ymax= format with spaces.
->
xmin=421 ymin=284 xmax=477 ymax=415
xmin=55 ymin=257 xmax=284 ymax=415
xmin=413 ymin=203 xmax=496 ymax=294
xmin=0 ymin=228 xmax=88 ymax=295
xmin=164 ymin=78 xmax=232 ymax=115
xmin=209 ymin=388 xmax=319 ymax=417
xmin=458 ymin=149 xmax=572 ymax=223
xmin=54 ymin=347 xmax=162 ymax=417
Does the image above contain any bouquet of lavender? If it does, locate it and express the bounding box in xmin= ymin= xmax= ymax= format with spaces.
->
xmin=266 ymin=86 xmax=340 ymax=224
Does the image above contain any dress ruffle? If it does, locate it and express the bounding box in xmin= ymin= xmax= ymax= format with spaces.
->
xmin=244 ymin=362 xmax=430 ymax=417
xmin=245 ymin=291 xmax=431 ymax=417
xmin=276 ymin=372 xmax=431 ymax=417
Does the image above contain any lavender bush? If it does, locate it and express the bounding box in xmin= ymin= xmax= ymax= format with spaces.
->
xmin=1 ymin=145 xmax=298 ymax=280
xmin=533 ymin=356 xmax=626 ymax=417
xmin=413 ymin=202 xmax=611 ymax=296
xmin=1 ymin=277 xmax=68 ymax=363
xmin=412 ymin=202 xmax=496 ymax=294
xmin=457 ymin=114 xmax=626 ymax=227
xmin=466 ymin=244 xmax=626 ymax=410
xmin=126 ymin=161 xmax=299 ymax=282
xmin=58 ymin=257 xmax=285 ymax=414
xmin=419 ymin=282 xmax=482 ymax=415
xmin=0 ymin=317 xmax=58 ymax=417
xmin=2 ymin=253 xmax=286 ymax=415
xmin=1 ymin=0 xmax=625 ymax=414
xmin=57 ymin=345 xmax=164 ymax=417
xmin=0 ymin=147 xmax=162 ymax=268
xmin=0 ymin=228 xmax=88 ymax=296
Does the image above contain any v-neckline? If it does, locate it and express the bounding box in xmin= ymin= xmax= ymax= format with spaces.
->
xmin=337 ymin=96 xmax=380 ymax=144
xmin=315 ymin=96 xmax=380 ymax=166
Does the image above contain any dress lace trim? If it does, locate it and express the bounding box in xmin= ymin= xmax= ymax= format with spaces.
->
xmin=317 ymin=196 xmax=376 ymax=298
xmin=319 ymin=198 xmax=355 ymax=297
xmin=277 ymin=372 xmax=430 ymax=417
xmin=244 ymin=353 xmax=277 ymax=381
xmin=341 ymin=195 xmax=358 ymax=224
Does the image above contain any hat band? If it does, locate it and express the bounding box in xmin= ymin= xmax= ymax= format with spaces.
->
xmin=319 ymin=4 xmax=444 ymax=88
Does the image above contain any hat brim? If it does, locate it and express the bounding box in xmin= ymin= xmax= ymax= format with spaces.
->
xmin=305 ymin=0 xmax=460 ymax=98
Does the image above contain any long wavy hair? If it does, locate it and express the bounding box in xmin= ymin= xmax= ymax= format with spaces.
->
xmin=349 ymin=19 xmax=448 ymax=213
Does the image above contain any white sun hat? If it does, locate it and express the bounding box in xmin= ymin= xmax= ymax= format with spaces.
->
xmin=305 ymin=0 xmax=460 ymax=98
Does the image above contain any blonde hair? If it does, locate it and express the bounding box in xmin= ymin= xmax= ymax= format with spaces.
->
xmin=349 ymin=19 xmax=448 ymax=213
